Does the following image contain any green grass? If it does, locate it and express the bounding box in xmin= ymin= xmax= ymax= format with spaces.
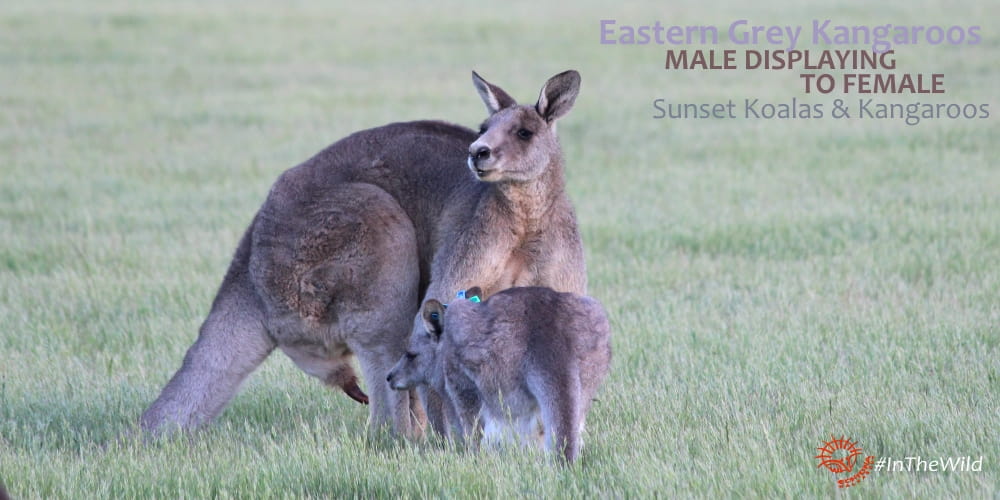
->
xmin=1 ymin=0 xmax=998 ymax=497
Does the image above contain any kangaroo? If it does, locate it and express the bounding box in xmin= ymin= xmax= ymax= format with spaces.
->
xmin=386 ymin=286 xmax=612 ymax=463
xmin=140 ymin=71 xmax=587 ymax=438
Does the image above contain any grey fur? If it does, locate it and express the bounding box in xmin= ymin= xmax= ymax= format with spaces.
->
xmin=386 ymin=287 xmax=611 ymax=463
xmin=140 ymin=71 xmax=587 ymax=437
xmin=141 ymin=184 xmax=422 ymax=435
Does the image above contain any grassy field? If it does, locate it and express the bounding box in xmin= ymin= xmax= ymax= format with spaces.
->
xmin=1 ymin=0 xmax=997 ymax=497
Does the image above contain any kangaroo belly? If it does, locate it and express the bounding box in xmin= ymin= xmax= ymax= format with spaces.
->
xmin=482 ymin=393 xmax=538 ymax=429
xmin=248 ymin=181 xmax=419 ymax=406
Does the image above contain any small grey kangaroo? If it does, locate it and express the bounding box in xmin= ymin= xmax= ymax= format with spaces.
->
xmin=386 ymin=286 xmax=612 ymax=463
xmin=140 ymin=71 xmax=588 ymax=437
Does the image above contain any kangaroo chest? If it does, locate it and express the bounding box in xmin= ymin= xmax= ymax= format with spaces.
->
xmin=499 ymin=246 xmax=534 ymax=288
xmin=498 ymin=232 xmax=546 ymax=289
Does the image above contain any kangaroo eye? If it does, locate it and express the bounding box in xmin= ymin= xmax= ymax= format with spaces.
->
xmin=405 ymin=352 xmax=417 ymax=360
xmin=478 ymin=125 xmax=488 ymax=135
xmin=516 ymin=128 xmax=533 ymax=140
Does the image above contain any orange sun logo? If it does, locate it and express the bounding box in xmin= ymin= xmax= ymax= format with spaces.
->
xmin=815 ymin=435 xmax=876 ymax=488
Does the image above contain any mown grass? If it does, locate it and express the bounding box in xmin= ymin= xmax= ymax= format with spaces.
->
xmin=1 ymin=0 xmax=998 ymax=497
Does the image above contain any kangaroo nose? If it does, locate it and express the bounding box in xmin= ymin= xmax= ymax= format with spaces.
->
xmin=472 ymin=146 xmax=491 ymax=162
xmin=385 ymin=372 xmax=393 ymax=383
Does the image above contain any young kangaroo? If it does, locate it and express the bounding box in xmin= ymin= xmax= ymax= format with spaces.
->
xmin=140 ymin=71 xmax=587 ymax=438
xmin=386 ymin=287 xmax=612 ymax=463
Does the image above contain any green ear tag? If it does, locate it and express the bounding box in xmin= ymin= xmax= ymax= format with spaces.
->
xmin=469 ymin=296 xmax=481 ymax=303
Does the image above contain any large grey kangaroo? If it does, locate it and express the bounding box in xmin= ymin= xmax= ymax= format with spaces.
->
xmin=140 ymin=70 xmax=587 ymax=437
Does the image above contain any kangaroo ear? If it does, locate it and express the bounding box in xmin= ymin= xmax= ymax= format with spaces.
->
xmin=472 ymin=71 xmax=517 ymax=115
xmin=465 ymin=286 xmax=483 ymax=303
xmin=421 ymin=299 xmax=445 ymax=339
xmin=535 ymin=70 xmax=581 ymax=123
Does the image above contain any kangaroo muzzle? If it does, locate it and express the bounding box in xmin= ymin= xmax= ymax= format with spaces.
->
xmin=386 ymin=366 xmax=410 ymax=390
xmin=472 ymin=146 xmax=491 ymax=163
xmin=468 ymin=144 xmax=495 ymax=178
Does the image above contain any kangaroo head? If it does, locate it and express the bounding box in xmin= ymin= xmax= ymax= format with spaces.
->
xmin=387 ymin=299 xmax=447 ymax=390
xmin=387 ymin=291 xmax=486 ymax=390
xmin=468 ymin=70 xmax=581 ymax=183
